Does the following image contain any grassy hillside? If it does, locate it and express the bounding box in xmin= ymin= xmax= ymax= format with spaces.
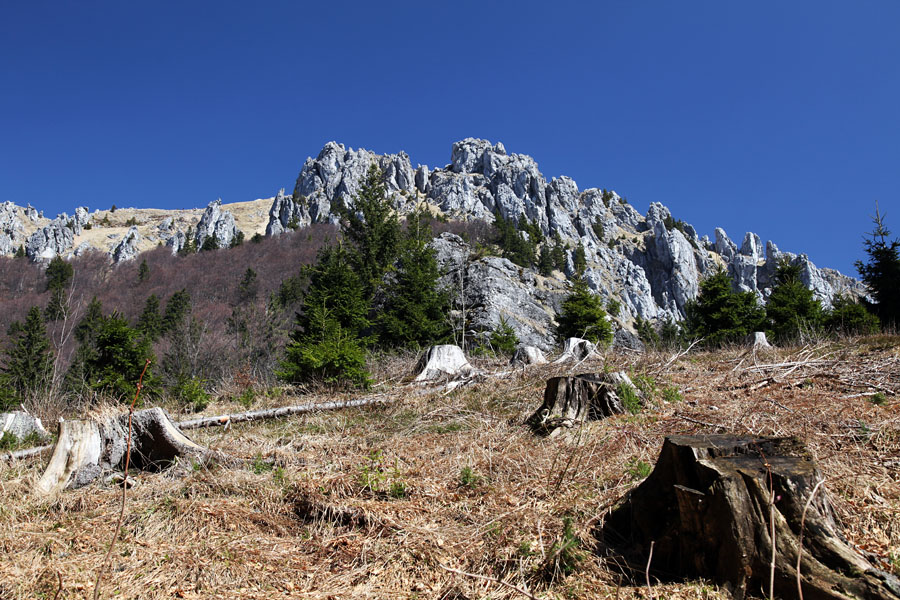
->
xmin=1 ymin=339 xmax=898 ymax=599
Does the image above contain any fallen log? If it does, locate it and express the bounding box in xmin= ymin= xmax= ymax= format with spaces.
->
xmin=597 ymin=435 xmax=900 ymax=600
xmin=177 ymin=395 xmax=390 ymax=429
xmin=526 ymin=372 xmax=640 ymax=436
xmin=1 ymin=444 xmax=53 ymax=462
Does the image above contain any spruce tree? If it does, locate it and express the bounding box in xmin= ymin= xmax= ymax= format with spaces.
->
xmin=44 ymin=256 xmax=74 ymax=321
xmin=237 ymin=268 xmax=259 ymax=303
xmin=83 ymin=313 xmax=159 ymax=400
xmin=573 ymin=243 xmax=587 ymax=276
xmin=765 ymin=259 xmax=823 ymax=343
xmin=557 ymin=278 xmax=613 ymax=344
xmin=137 ymin=259 xmax=150 ymax=282
xmin=337 ymin=164 xmax=401 ymax=295
xmin=162 ymin=290 xmax=191 ymax=334
xmin=1 ymin=306 xmax=54 ymax=405
xmin=855 ymin=205 xmax=900 ymax=326
xmin=136 ymin=294 xmax=164 ymax=341
xmin=684 ymin=268 xmax=765 ymax=346
xmin=377 ymin=210 xmax=451 ymax=348
xmin=824 ymin=294 xmax=880 ymax=336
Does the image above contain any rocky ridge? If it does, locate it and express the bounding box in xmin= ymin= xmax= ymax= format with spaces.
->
xmin=1 ymin=139 xmax=864 ymax=348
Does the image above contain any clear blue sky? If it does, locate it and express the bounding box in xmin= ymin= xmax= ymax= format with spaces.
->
xmin=2 ymin=1 xmax=898 ymax=276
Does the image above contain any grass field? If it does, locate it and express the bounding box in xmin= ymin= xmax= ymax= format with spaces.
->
xmin=1 ymin=337 xmax=898 ymax=599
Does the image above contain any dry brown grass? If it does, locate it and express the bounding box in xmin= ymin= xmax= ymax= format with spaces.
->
xmin=1 ymin=338 xmax=899 ymax=599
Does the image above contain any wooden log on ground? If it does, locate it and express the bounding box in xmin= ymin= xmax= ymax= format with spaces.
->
xmin=34 ymin=408 xmax=210 ymax=495
xmin=526 ymin=372 xmax=639 ymax=436
xmin=597 ymin=435 xmax=900 ymax=600
xmin=177 ymin=396 xmax=389 ymax=429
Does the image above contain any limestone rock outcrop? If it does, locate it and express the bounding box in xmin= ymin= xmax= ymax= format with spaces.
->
xmin=111 ymin=226 xmax=141 ymax=262
xmin=0 ymin=201 xmax=26 ymax=256
xmin=194 ymin=199 xmax=240 ymax=249
xmin=26 ymin=217 xmax=74 ymax=261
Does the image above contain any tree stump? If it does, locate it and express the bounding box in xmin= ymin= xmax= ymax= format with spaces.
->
xmin=526 ymin=372 xmax=638 ymax=436
xmin=510 ymin=345 xmax=548 ymax=367
xmin=597 ymin=435 xmax=900 ymax=600
xmin=415 ymin=345 xmax=474 ymax=381
xmin=1 ymin=411 xmax=50 ymax=441
xmin=553 ymin=337 xmax=596 ymax=363
xmin=35 ymin=408 xmax=210 ymax=496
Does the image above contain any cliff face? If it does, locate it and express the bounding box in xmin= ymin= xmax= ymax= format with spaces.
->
xmin=1 ymin=138 xmax=864 ymax=348
xmin=266 ymin=139 xmax=863 ymax=328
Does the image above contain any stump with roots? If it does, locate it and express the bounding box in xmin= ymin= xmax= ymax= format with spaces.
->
xmin=553 ymin=337 xmax=596 ymax=363
xmin=526 ymin=372 xmax=639 ymax=436
xmin=415 ymin=344 xmax=474 ymax=381
xmin=35 ymin=407 xmax=211 ymax=496
xmin=597 ymin=435 xmax=900 ymax=600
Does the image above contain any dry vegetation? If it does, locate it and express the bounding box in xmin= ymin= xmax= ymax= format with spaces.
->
xmin=1 ymin=338 xmax=899 ymax=599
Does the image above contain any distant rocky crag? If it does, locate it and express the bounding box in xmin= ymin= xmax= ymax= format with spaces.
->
xmin=0 ymin=139 xmax=864 ymax=349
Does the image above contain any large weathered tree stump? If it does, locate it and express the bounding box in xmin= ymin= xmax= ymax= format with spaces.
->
xmin=526 ymin=372 xmax=639 ymax=436
xmin=552 ymin=337 xmax=596 ymax=364
xmin=1 ymin=411 xmax=51 ymax=441
xmin=597 ymin=435 xmax=900 ymax=600
xmin=35 ymin=408 xmax=210 ymax=496
xmin=415 ymin=345 xmax=474 ymax=381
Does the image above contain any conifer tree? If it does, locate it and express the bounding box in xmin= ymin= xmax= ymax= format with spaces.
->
xmin=1 ymin=306 xmax=54 ymax=405
xmin=765 ymin=259 xmax=823 ymax=343
xmin=337 ymin=164 xmax=401 ymax=296
xmin=684 ymin=268 xmax=765 ymax=346
xmin=136 ymin=294 xmax=164 ymax=341
xmin=573 ymin=243 xmax=587 ymax=276
xmin=44 ymin=256 xmax=74 ymax=321
xmin=137 ymin=259 xmax=150 ymax=282
xmin=377 ymin=209 xmax=450 ymax=347
xmin=855 ymin=205 xmax=900 ymax=326
xmin=557 ymin=278 xmax=613 ymax=344
xmin=83 ymin=313 xmax=159 ymax=400
xmin=162 ymin=290 xmax=191 ymax=334
xmin=237 ymin=268 xmax=259 ymax=303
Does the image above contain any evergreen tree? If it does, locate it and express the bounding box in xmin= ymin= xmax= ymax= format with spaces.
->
xmin=162 ymin=289 xmax=191 ymax=334
xmin=855 ymin=205 xmax=900 ymax=326
xmin=136 ymin=294 xmax=164 ymax=341
xmin=493 ymin=211 xmax=535 ymax=267
xmin=765 ymin=259 xmax=823 ymax=343
xmin=573 ymin=243 xmax=587 ymax=276
xmin=278 ymin=244 xmax=372 ymax=388
xmin=538 ymin=245 xmax=554 ymax=276
xmin=237 ymin=268 xmax=259 ymax=303
xmin=337 ymin=164 xmax=402 ymax=295
xmin=557 ymin=278 xmax=613 ymax=344
xmin=684 ymin=268 xmax=765 ymax=346
xmin=377 ymin=210 xmax=451 ymax=347
xmin=1 ymin=306 xmax=54 ymax=405
xmin=14 ymin=245 xmax=25 ymax=259
xmin=490 ymin=316 xmax=519 ymax=355
xmin=824 ymin=294 xmax=880 ymax=336
xmin=65 ymin=297 xmax=105 ymax=392
xmin=137 ymin=259 xmax=150 ymax=282
xmin=200 ymin=235 xmax=219 ymax=252
xmin=44 ymin=256 xmax=74 ymax=321
xmin=550 ymin=233 xmax=567 ymax=272
xmin=82 ymin=313 xmax=159 ymax=400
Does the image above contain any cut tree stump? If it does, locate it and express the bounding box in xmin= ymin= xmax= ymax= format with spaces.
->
xmin=553 ymin=337 xmax=596 ymax=363
xmin=597 ymin=435 xmax=900 ymax=600
xmin=35 ymin=407 xmax=212 ymax=496
xmin=526 ymin=372 xmax=639 ymax=436
xmin=510 ymin=345 xmax=548 ymax=367
xmin=1 ymin=411 xmax=50 ymax=441
xmin=415 ymin=344 xmax=474 ymax=381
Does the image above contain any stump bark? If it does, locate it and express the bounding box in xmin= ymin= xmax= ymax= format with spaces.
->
xmin=526 ymin=372 xmax=638 ymax=436
xmin=597 ymin=435 xmax=900 ymax=600
xmin=35 ymin=408 xmax=210 ymax=495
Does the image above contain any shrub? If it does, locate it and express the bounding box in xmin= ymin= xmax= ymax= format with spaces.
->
xmin=606 ymin=298 xmax=621 ymax=318
xmin=489 ymin=316 xmax=519 ymax=355
xmin=459 ymin=466 xmax=482 ymax=489
xmin=174 ymin=377 xmax=210 ymax=412
xmin=626 ymin=457 xmax=652 ymax=480
xmin=662 ymin=385 xmax=683 ymax=403
xmin=618 ymin=382 xmax=641 ymax=414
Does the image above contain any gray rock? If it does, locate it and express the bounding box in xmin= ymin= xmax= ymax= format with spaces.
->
xmin=195 ymin=199 xmax=239 ymax=249
xmin=158 ymin=217 xmax=174 ymax=232
xmin=26 ymin=218 xmax=74 ymax=261
xmin=740 ymin=232 xmax=764 ymax=262
xmin=73 ymin=206 xmax=90 ymax=235
xmin=266 ymin=188 xmax=309 ymax=236
xmin=613 ymin=329 xmax=645 ymax=353
xmin=415 ymin=165 xmax=429 ymax=193
xmin=111 ymin=226 xmax=141 ymax=262
xmin=715 ymin=228 xmax=738 ymax=261
xmin=24 ymin=204 xmax=39 ymax=222
xmin=0 ymin=202 xmax=25 ymax=256
xmin=166 ymin=229 xmax=187 ymax=255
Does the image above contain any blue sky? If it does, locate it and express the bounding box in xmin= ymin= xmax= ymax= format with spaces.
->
xmin=2 ymin=1 xmax=898 ymax=276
